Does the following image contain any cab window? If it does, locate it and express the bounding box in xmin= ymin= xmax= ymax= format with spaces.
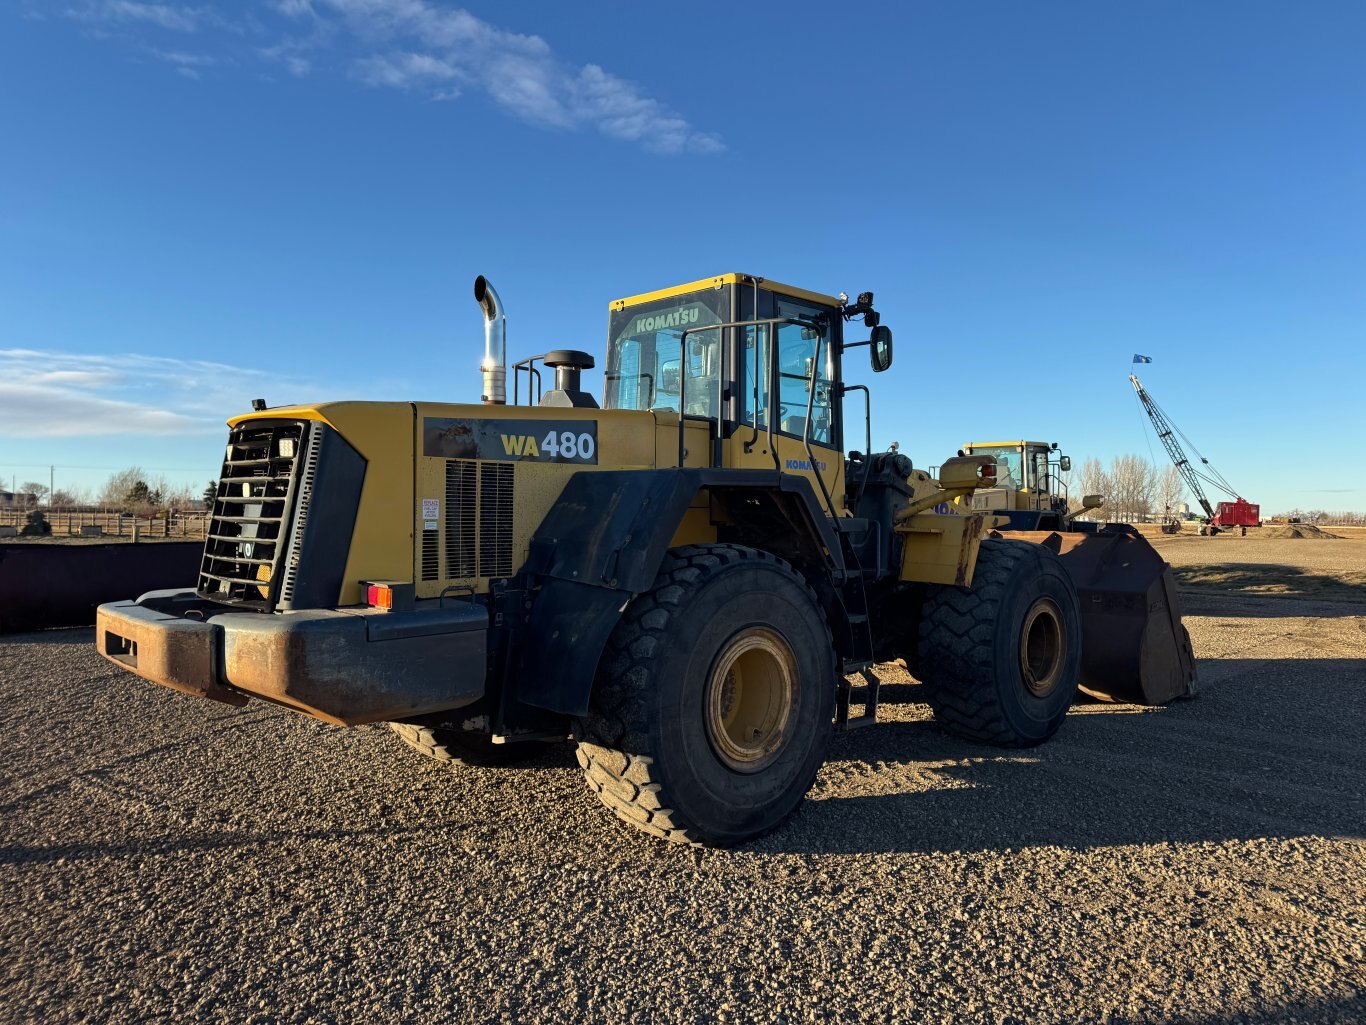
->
xmin=1030 ymin=449 xmax=1051 ymax=491
xmin=604 ymin=293 xmax=727 ymax=415
xmin=977 ymin=446 xmax=1022 ymax=489
xmin=739 ymin=299 xmax=835 ymax=447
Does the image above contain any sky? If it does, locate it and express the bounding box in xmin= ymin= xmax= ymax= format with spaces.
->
xmin=1 ymin=1 xmax=1363 ymax=512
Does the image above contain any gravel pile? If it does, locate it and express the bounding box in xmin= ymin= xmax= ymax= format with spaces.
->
xmin=1 ymin=597 xmax=1363 ymax=1024
xmin=1261 ymin=524 xmax=1341 ymax=539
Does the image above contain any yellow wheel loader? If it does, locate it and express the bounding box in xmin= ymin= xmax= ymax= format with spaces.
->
xmin=96 ymin=273 xmax=1195 ymax=846
xmin=957 ymin=440 xmax=1196 ymax=706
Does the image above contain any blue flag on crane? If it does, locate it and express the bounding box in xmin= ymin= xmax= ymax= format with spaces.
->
xmin=1133 ymin=354 xmax=1153 ymax=363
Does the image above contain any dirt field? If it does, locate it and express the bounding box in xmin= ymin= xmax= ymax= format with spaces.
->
xmin=0 ymin=538 xmax=1362 ymax=1023
xmin=1150 ymin=532 xmax=1366 ymax=605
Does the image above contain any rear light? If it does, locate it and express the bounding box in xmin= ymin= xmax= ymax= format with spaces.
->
xmin=361 ymin=580 xmax=415 ymax=612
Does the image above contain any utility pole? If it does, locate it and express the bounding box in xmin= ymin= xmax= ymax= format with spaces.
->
xmin=49 ymin=465 xmax=54 ymax=508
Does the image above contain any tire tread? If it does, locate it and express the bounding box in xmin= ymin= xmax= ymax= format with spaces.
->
xmin=917 ymin=538 xmax=1063 ymax=748
xmin=575 ymin=544 xmax=834 ymax=845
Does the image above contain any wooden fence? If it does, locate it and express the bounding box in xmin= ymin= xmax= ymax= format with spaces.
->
xmin=0 ymin=510 xmax=209 ymax=539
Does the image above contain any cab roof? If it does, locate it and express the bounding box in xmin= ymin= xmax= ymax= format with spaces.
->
xmin=610 ymin=273 xmax=842 ymax=312
xmin=964 ymin=441 xmax=1054 ymax=450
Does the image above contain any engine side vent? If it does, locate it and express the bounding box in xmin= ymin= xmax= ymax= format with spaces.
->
xmin=478 ymin=462 xmax=514 ymax=578
xmin=198 ymin=420 xmax=308 ymax=610
xmin=444 ymin=459 xmax=477 ymax=578
xmin=421 ymin=526 xmax=440 ymax=581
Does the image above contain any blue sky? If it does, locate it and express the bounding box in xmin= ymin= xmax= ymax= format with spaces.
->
xmin=1 ymin=1 xmax=1362 ymax=512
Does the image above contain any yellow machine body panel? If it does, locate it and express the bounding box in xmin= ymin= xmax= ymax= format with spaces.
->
xmin=899 ymin=511 xmax=989 ymax=587
xmin=892 ymin=466 xmax=1003 ymax=587
xmin=721 ymin=432 xmax=846 ymax=519
xmin=412 ymin=402 xmax=658 ymax=598
xmin=228 ymin=401 xmax=416 ymax=606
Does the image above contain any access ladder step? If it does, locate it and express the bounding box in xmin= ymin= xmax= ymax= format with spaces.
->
xmin=835 ymin=667 xmax=882 ymax=731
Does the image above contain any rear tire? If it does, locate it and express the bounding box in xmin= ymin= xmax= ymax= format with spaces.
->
xmin=917 ymin=537 xmax=1081 ymax=747
xmin=575 ymin=544 xmax=836 ymax=846
xmin=388 ymin=722 xmax=542 ymax=767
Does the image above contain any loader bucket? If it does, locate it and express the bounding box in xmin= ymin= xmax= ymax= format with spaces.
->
xmin=995 ymin=526 xmax=1197 ymax=705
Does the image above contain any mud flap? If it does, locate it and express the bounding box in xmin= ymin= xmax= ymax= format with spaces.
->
xmin=995 ymin=526 xmax=1197 ymax=705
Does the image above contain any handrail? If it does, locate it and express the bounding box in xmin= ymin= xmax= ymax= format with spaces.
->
xmin=511 ymin=355 xmax=544 ymax=406
xmin=842 ymin=384 xmax=873 ymax=507
xmin=799 ymin=331 xmax=837 ymax=520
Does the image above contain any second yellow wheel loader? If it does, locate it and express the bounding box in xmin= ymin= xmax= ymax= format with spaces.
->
xmin=95 ymin=273 xmax=1196 ymax=846
xmin=955 ymin=439 xmax=1196 ymax=706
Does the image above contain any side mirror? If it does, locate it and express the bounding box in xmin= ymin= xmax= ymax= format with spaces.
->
xmin=869 ymin=325 xmax=893 ymax=372
xmin=659 ymin=360 xmax=681 ymax=395
xmin=1059 ymin=456 xmax=1071 ymax=472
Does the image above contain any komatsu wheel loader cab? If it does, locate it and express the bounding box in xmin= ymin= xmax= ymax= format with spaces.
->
xmin=959 ymin=441 xmax=1093 ymax=532
xmin=961 ymin=440 xmax=1065 ymax=530
xmin=96 ymin=272 xmax=1195 ymax=847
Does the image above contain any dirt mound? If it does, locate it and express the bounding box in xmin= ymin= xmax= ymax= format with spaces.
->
xmin=1261 ymin=523 xmax=1341 ymax=539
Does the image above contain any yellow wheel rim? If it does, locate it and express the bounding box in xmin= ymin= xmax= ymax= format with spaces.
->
xmin=704 ymin=627 xmax=797 ymax=773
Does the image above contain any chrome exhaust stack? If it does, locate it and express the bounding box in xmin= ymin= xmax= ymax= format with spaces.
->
xmin=474 ymin=275 xmax=506 ymax=405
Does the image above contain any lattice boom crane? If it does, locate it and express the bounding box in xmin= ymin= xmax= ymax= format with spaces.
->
xmin=1129 ymin=373 xmax=1258 ymax=529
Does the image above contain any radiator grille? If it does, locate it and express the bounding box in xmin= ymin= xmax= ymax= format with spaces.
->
xmin=198 ymin=420 xmax=307 ymax=609
xmin=438 ymin=459 xmax=514 ymax=580
xmin=478 ymin=463 xmax=515 ymax=578
xmin=277 ymin=423 xmax=324 ymax=605
xmin=444 ymin=460 xmax=477 ymax=578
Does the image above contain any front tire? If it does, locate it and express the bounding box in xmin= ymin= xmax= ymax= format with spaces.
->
xmin=575 ymin=545 xmax=836 ymax=846
xmin=917 ymin=537 xmax=1082 ymax=747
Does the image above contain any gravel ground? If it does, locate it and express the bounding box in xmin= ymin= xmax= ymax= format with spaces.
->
xmin=1 ymin=569 xmax=1363 ymax=1022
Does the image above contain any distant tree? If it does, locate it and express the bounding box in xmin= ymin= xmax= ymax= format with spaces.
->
xmin=1156 ymin=465 xmax=1184 ymax=518
xmin=203 ymin=479 xmax=218 ymax=511
xmin=157 ymin=483 xmax=197 ymax=510
xmin=1108 ymin=454 xmax=1156 ymax=523
xmin=20 ymin=482 xmax=48 ymax=508
xmin=99 ymin=467 xmax=146 ymax=508
xmin=49 ymin=489 xmax=78 ymax=509
xmin=1078 ymin=458 xmax=1110 ymax=519
xmin=126 ymin=480 xmax=163 ymax=508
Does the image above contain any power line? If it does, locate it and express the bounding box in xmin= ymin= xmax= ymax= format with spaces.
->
xmin=0 ymin=463 xmax=212 ymax=473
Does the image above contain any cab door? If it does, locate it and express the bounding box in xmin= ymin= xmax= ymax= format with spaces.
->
xmin=725 ymin=292 xmax=844 ymax=517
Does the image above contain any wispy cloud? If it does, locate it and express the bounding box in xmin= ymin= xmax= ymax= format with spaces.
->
xmin=258 ymin=39 xmax=312 ymax=77
xmin=54 ymin=0 xmax=723 ymax=153
xmin=0 ymin=350 xmax=297 ymax=438
xmin=66 ymin=1 xmax=212 ymax=33
xmin=353 ymin=51 xmax=458 ymax=90
xmin=313 ymin=0 xmax=723 ymax=153
xmin=148 ymin=47 xmax=218 ymax=77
